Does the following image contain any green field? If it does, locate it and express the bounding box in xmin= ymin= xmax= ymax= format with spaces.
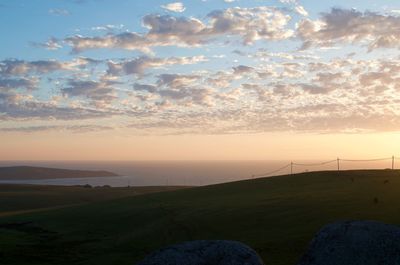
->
xmin=1 ymin=170 xmax=400 ymax=265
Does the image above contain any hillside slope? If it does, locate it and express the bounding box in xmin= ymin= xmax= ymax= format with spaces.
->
xmin=0 ymin=166 xmax=118 ymax=180
xmin=1 ymin=170 xmax=400 ymax=265
xmin=0 ymin=184 xmax=191 ymax=216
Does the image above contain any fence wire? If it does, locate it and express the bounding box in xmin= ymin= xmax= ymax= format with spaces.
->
xmin=253 ymin=163 xmax=291 ymax=178
xmin=340 ymin=157 xmax=392 ymax=162
xmin=293 ymin=159 xmax=337 ymax=166
xmin=253 ymin=156 xmax=398 ymax=179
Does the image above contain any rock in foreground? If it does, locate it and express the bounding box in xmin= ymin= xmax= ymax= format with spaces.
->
xmin=136 ymin=240 xmax=264 ymax=265
xmin=297 ymin=220 xmax=400 ymax=265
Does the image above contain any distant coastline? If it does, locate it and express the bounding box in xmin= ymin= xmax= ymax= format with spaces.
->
xmin=0 ymin=160 xmax=393 ymax=186
xmin=0 ymin=166 xmax=119 ymax=180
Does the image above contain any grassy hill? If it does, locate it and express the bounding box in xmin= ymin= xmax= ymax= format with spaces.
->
xmin=0 ymin=166 xmax=118 ymax=180
xmin=0 ymin=184 xmax=191 ymax=217
xmin=1 ymin=169 xmax=400 ymax=265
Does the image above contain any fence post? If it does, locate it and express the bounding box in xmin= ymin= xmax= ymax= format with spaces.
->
xmin=291 ymin=162 xmax=293 ymax=175
xmin=392 ymin=156 xmax=395 ymax=170
xmin=337 ymin=157 xmax=340 ymax=171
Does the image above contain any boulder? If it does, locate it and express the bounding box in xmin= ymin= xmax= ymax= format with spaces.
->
xmin=297 ymin=220 xmax=400 ymax=265
xmin=136 ymin=240 xmax=264 ymax=265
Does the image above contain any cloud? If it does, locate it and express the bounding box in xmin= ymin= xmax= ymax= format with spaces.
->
xmin=133 ymin=83 xmax=158 ymax=93
xmin=0 ymin=124 xmax=113 ymax=133
xmin=279 ymin=0 xmax=308 ymax=17
xmin=232 ymin=65 xmax=254 ymax=76
xmin=65 ymin=7 xmax=293 ymax=53
xmin=91 ymin=24 xmax=124 ymax=32
xmin=0 ymin=59 xmax=66 ymax=76
xmin=61 ymin=79 xmax=117 ymax=105
xmin=5 ymin=5 xmax=400 ymax=135
xmin=242 ymin=83 xmax=271 ymax=100
xmin=0 ymin=92 xmax=112 ymax=120
xmin=142 ymin=13 xmax=207 ymax=45
xmin=207 ymin=7 xmax=294 ymax=45
xmin=297 ymin=8 xmax=400 ymax=51
xmin=22 ymin=6 xmax=400 ymax=59
xmin=0 ymin=77 xmax=38 ymax=91
xmin=299 ymin=83 xmax=329 ymax=94
xmin=133 ymin=74 xmax=212 ymax=106
xmin=157 ymin=73 xmax=200 ymax=88
xmin=158 ymin=87 xmax=213 ymax=105
xmin=119 ymin=56 xmax=400 ymax=134
xmin=232 ymin=50 xmax=247 ymax=56
xmin=107 ymin=55 xmax=206 ymax=76
xmin=361 ymin=72 xmax=394 ymax=86
xmin=0 ymin=58 xmax=93 ymax=76
xmin=161 ymin=2 xmax=186 ymax=13
xmin=315 ymin=71 xmax=344 ymax=83
xmin=65 ymin=32 xmax=152 ymax=54
xmin=31 ymin=37 xmax=62 ymax=50
xmin=294 ymin=5 xmax=308 ymax=17
xmin=49 ymin=8 xmax=70 ymax=16
xmin=206 ymin=71 xmax=234 ymax=88
xmin=65 ymin=15 xmax=208 ymax=53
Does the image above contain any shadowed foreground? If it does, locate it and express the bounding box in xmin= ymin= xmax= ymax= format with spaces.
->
xmin=1 ymin=170 xmax=400 ymax=265
xmin=137 ymin=240 xmax=264 ymax=265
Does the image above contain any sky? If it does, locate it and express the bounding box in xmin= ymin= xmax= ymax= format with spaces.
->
xmin=1 ymin=0 xmax=400 ymax=161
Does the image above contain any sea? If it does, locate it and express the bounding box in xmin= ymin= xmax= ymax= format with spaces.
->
xmin=0 ymin=160 xmax=394 ymax=187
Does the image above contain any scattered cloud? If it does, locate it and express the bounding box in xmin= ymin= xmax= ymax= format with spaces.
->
xmin=107 ymin=56 xmax=206 ymax=76
xmin=3 ymin=4 xmax=400 ymax=135
xmin=0 ymin=77 xmax=38 ymax=91
xmin=65 ymin=32 xmax=152 ymax=54
xmin=0 ymin=59 xmax=66 ymax=76
xmin=0 ymin=124 xmax=113 ymax=133
xmin=61 ymin=79 xmax=117 ymax=105
xmin=0 ymin=92 xmax=113 ymax=120
xmin=0 ymin=58 xmax=93 ymax=76
xmin=91 ymin=24 xmax=124 ymax=32
xmin=294 ymin=5 xmax=308 ymax=16
xmin=232 ymin=65 xmax=254 ymax=75
xmin=157 ymin=73 xmax=200 ymax=88
xmin=297 ymin=8 xmax=400 ymax=51
xmin=65 ymin=6 xmax=293 ymax=53
xmin=49 ymin=8 xmax=70 ymax=16
xmin=161 ymin=2 xmax=186 ymax=13
xmin=279 ymin=0 xmax=308 ymax=17
xmin=32 ymin=37 xmax=62 ymax=50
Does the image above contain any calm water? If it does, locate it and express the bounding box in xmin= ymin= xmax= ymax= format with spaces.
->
xmin=0 ymin=160 xmax=394 ymax=187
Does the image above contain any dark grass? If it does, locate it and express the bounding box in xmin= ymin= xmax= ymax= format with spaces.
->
xmin=1 ymin=170 xmax=400 ymax=265
xmin=0 ymin=184 xmax=190 ymax=216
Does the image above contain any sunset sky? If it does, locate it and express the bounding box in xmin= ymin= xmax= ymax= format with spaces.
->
xmin=1 ymin=0 xmax=400 ymax=160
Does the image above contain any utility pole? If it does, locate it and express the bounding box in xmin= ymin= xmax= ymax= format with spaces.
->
xmin=337 ymin=158 xmax=340 ymax=171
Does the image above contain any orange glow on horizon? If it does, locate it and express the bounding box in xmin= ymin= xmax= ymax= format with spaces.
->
xmin=2 ymin=131 xmax=400 ymax=161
